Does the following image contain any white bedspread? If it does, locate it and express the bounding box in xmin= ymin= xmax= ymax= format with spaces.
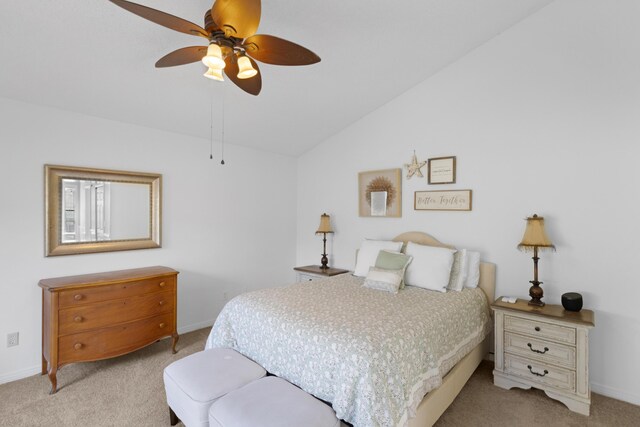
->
xmin=205 ymin=274 xmax=491 ymax=427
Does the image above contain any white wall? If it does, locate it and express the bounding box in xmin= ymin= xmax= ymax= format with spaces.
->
xmin=296 ymin=0 xmax=640 ymax=405
xmin=0 ymin=98 xmax=298 ymax=383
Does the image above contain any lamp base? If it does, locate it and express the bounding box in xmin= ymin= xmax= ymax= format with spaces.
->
xmin=528 ymin=280 xmax=545 ymax=307
xmin=320 ymin=254 xmax=329 ymax=269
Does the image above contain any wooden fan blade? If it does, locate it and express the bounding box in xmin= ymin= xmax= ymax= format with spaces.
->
xmin=211 ymin=0 xmax=261 ymax=39
xmin=224 ymin=55 xmax=262 ymax=96
xmin=155 ymin=46 xmax=208 ymax=68
xmin=109 ymin=0 xmax=209 ymax=38
xmin=243 ymin=35 xmax=320 ymax=65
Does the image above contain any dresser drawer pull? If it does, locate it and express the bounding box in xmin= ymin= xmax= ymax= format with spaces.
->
xmin=159 ymin=281 xmax=166 ymax=288
xmin=527 ymin=365 xmax=548 ymax=377
xmin=527 ymin=343 xmax=549 ymax=354
xmin=74 ymin=316 xmax=83 ymax=323
xmin=159 ymin=323 xmax=166 ymax=328
xmin=159 ymin=300 xmax=165 ymax=306
xmin=74 ymin=343 xmax=83 ymax=350
xmin=74 ymin=294 xmax=83 ymax=301
xmin=534 ymin=326 xmax=541 ymax=332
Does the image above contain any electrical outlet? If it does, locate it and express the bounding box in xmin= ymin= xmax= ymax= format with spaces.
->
xmin=7 ymin=332 xmax=19 ymax=347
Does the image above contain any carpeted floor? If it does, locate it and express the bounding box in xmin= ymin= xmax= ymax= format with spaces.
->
xmin=1 ymin=328 xmax=638 ymax=426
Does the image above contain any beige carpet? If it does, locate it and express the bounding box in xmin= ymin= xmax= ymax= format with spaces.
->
xmin=1 ymin=328 xmax=638 ymax=426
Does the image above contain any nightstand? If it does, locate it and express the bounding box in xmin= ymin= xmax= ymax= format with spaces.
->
xmin=293 ymin=265 xmax=349 ymax=283
xmin=492 ymin=297 xmax=595 ymax=415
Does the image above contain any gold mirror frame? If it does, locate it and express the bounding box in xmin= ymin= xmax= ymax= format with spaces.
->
xmin=45 ymin=165 xmax=162 ymax=256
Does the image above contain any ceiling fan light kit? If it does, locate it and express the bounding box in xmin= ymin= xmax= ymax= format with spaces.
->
xmin=204 ymin=67 xmax=225 ymax=81
xmin=108 ymin=0 xmax=321 ymax=95
xmin=237 ymin=55 xmax=258 ymax=79
xmin=202 ymin=43 xmax=226 ymax=70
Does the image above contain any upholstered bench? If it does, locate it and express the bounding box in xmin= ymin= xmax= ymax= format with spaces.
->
xmin=163 ymin=348 xmax=266 ymax=427
xmin=208 ymin=376 xmax=341 ymax=427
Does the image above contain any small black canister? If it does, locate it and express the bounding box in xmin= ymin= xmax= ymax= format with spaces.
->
xmin=561 ymin=292 xmax=583 ymax=312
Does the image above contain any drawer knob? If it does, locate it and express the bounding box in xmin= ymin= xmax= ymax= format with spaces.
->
xmin=159 ymin=281 xmax=166 ymax=288
xmin=534 ymin=326 xmax=541 ymax=332
xmin=308 ymin=278 xmax=313 ymax=281
xmin=159 ymin=300 xmax=165 ymax=306
xmin=74 ymin=294 xmax=83 ymax=301
xmin=527 ymin=343 xmax=549 ymax=354
xmin=74 ymin=316 xmax=83 ymax=323
xmin=74 ymin=343 xmax=83 ymax=350
xmin=159 ymin=323 xmax=166 ymax=328
xmin=527 ymin=365 xmax=549 ymax=377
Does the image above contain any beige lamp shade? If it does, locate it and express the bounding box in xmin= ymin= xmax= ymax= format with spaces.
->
xmin=518 ymin=214 xmax=555 ymax=252
xmin=315 ymin=213 xmax=334 ymax=234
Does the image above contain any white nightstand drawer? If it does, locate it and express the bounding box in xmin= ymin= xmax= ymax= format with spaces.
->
xmin=504 ymin=315 xmax=576 ymax=345
xmin=504 ymin=332 xmax=576 ymax=369
xmin=505 ymin=354 xmax=576 ymax=393
xmin=297 ymin=273 xmax=321 ymax=282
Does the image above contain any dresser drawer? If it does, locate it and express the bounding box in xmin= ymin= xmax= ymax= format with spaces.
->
xmin=504 ymin=332 xmax=576 ymax=369
xmin=58 ymin=276 xmax=175 ymax=308
xmin=58 ymin=291 xmax=175 ymax=336
xmin=504 ymin=354 xmax=575 ymax=393
xmin=504 ymin=315 xmax=576 ymax=345
xmin=58 ymin=312 xmax=174 ymax=364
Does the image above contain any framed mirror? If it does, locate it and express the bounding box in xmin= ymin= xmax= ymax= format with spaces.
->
xmin=45 ymin=165 xmax=162 ymax=256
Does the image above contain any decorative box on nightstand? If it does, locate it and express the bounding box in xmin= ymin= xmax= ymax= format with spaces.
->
xmin=293 ymin=265 xmax=349 ymax=283
xmin=492 ymin=297 xmax=595 ymax=415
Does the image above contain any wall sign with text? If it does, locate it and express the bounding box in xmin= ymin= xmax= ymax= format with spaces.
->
xmin=428 ymin=156 xmax=456 ymax=184
xmin=414 ymin=190 xmax=472 ymax=211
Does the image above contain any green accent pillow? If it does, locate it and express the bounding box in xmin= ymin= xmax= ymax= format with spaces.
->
xmin=375 ymin=250 xmax=413 ymax=287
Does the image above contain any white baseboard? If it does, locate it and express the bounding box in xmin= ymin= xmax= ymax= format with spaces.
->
xmin=591 ymin=382 xmax=640 ymax=406
xmin=177 ymin=318 xmax=216 ymax=334
xmin=0 ymin=365 xmax=41 ymax=386
xmin=0 ymin=320 xmax=216 ymax=386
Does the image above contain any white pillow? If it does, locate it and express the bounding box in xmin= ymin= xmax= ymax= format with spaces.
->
xmin=464 ymin=251 xmax=481 ymax=288
xmin=447 ymin=249 xmax=468 ymax=292
xmin=354 ymin=239 xmax=403 ymax=277
xmin=404 ymin=242 xmax=457 ymax=292
xmin=363 ymin=267 xmax=403 ymax=294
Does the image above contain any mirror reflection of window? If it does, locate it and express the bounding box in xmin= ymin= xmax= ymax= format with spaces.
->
xmin=60 ymin=178 xmax=151 ymax=244
xmin=61 ymin=179 xmax=111 ymax=243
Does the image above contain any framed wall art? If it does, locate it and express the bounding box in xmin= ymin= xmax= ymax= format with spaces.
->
xmin=358 ymin=168 xmax=402 ymax=217
xmin=414 ymin=190 xmax=472 ymax=211
xmin=428 ymin=156 xmax=456 ymax=184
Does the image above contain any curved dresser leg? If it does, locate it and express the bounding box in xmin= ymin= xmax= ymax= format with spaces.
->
xmin=171 ymin=333 xmax=179 ymax=354
xmin=47 ymin=366 xmax=58 ymax=394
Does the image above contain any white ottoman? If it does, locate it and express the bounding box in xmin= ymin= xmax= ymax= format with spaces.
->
xmin=163 ymin=348 xmax=266 ymax=427
xmin=208 ymin=376 xmax=340 ymax=427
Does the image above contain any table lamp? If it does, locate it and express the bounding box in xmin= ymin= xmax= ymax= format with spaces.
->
xmin=315 ymin=213 xmax=334 ymax=269
xmin=518 ymin=214 xmax=555 ymax=306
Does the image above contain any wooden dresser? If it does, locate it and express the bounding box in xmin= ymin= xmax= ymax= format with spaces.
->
xmin=492 ymin=298 xmax=595 ymax=415
xmin=39 ymin=266 xmax=179 ymax=394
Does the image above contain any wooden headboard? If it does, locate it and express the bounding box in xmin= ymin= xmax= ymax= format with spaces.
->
xmin=392 ymin=231 xmax=496 ymax=303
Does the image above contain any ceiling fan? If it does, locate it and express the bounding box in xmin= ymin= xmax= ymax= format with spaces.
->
xmin=109 ymin=0 xmax=321 ymax=95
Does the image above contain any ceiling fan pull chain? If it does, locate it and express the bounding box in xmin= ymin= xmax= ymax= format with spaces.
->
xmin=209 ymin=90 xmax=214 ymax=160
xmin=221 ymin=87 xmax=226 ymax=165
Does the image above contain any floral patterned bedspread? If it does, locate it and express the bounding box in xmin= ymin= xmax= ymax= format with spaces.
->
xmin=205 ymin=274 xmax=491 ymax=427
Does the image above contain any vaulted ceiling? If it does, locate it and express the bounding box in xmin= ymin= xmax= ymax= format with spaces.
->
xmin=0 ymin=0 xmax=553 ymax=156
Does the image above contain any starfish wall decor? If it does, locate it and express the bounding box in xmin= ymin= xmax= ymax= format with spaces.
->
xmin=404 ymin=151 xmax=427 ymax=179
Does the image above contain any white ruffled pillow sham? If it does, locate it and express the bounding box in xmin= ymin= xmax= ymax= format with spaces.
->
xmin=446 ymin=249 xmax=481 ymax=291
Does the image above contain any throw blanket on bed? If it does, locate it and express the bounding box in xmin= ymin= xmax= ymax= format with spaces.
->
xmin=206 ymin=274 xmax=491 ymax=427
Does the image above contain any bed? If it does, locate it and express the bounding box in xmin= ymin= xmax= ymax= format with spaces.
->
xmin=206 ymin=232 xmax=496 ymax=427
